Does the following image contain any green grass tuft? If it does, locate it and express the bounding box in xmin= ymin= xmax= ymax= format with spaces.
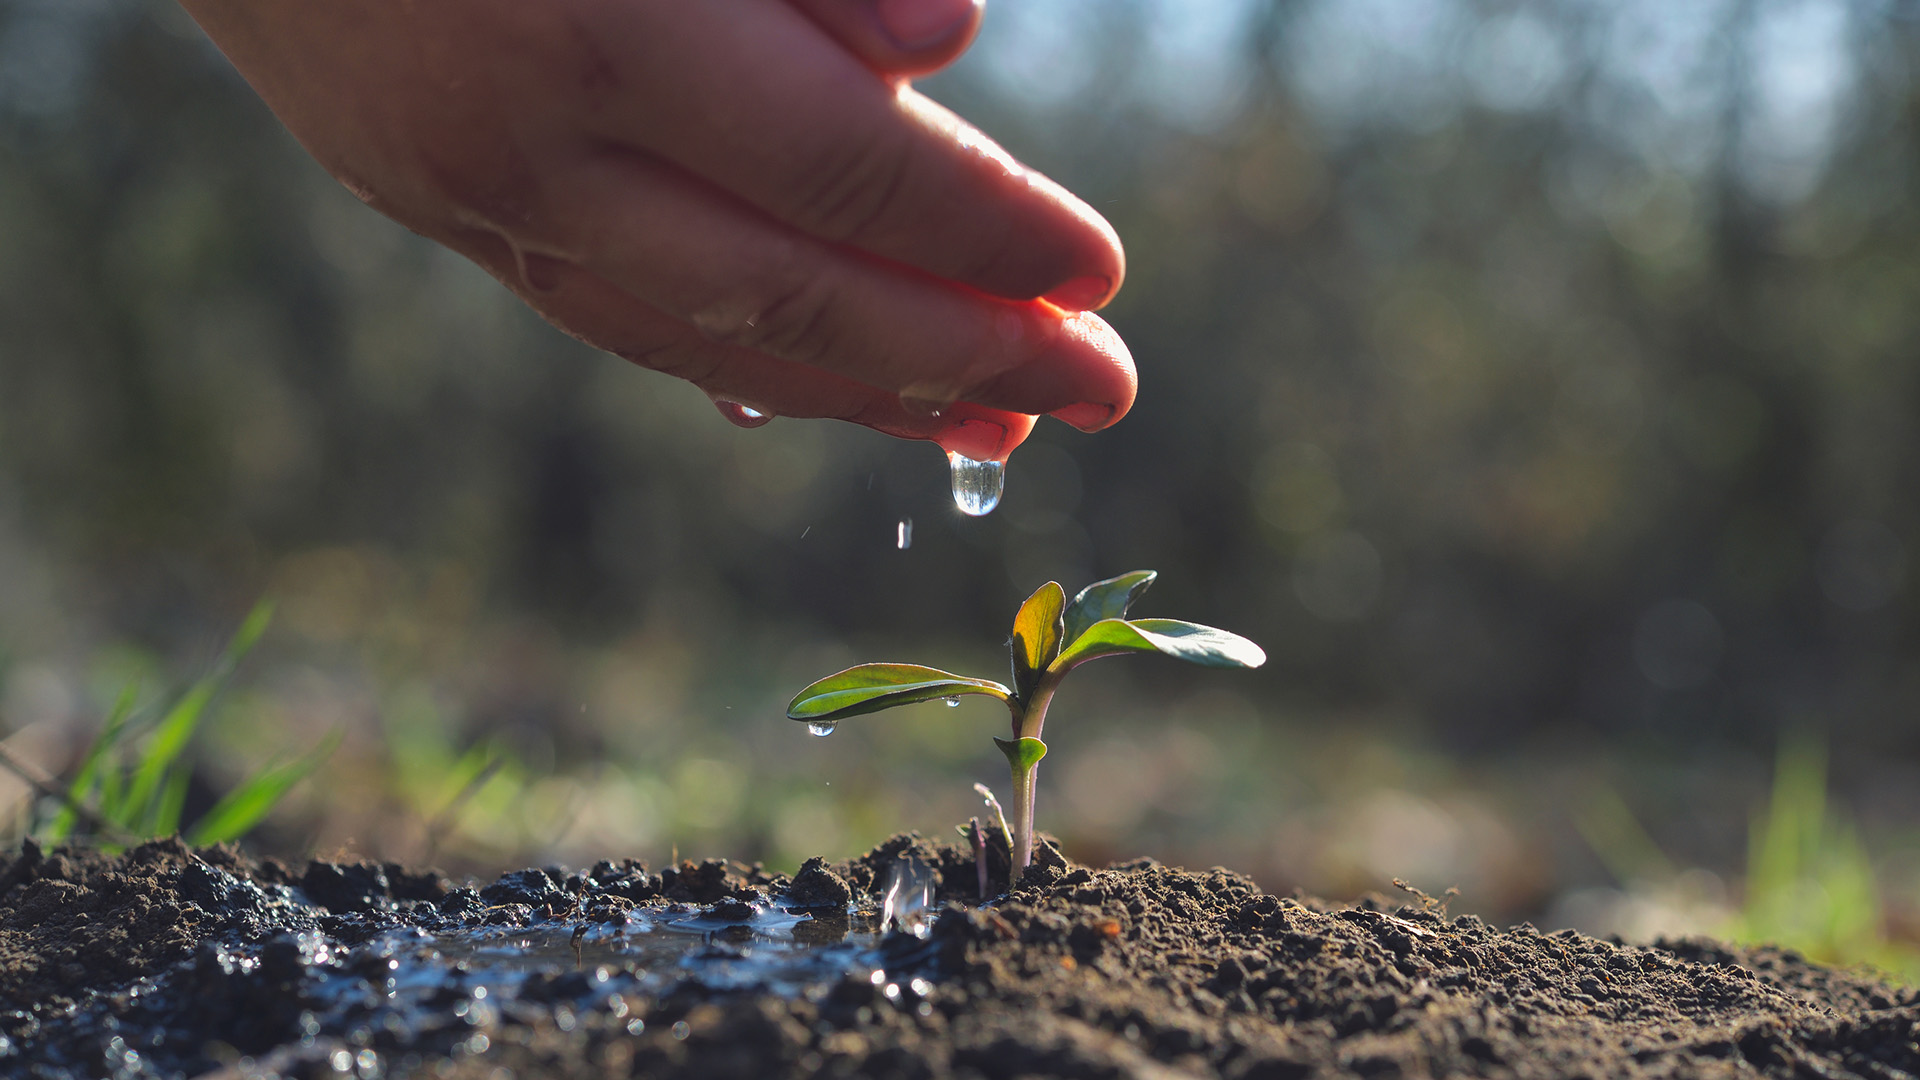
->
xmin=38 ymin=601 xmax=334 ymax=850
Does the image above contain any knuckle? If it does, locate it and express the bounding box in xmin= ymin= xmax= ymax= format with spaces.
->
xmin=785 ymin=131 xmax=915 ymax=244
xmin=749 ymin=277 xmax=840 ymax=365
xmin=689 ymin=272 xmax=841 ymax=368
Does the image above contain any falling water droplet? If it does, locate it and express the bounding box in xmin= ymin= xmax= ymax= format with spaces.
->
xmin=807 ymin=721 xmax=837 ymax=737
xmin=896 ymin=518 xmax=913 ymax=549
xmin=947 ymin=452 xmax=1005 ymax=516
xmin=713 ymin=400 xmax=772 ymax=428
xmin=944 ymin=696 xmax=960 ymax=707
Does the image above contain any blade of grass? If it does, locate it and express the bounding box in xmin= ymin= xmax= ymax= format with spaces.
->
xmin=185 ymin=729 xmax=338 ymax=846
xmin=97 ymin=757 xmax=125 ymax=825
xmin=423 ymin=744 xmax=510 ymax=860
xmin=48 ymin=682 xmax=139 ymax=842
xmin=121 ymin=679 xmax=214 ymax=823
xmin=1572 ymin=785 xmax=1678 ymax=887
xmin=147 ymin=769 xmax=191 ymax=839
xmin=122 ymin=601 xmax=273 ymax=822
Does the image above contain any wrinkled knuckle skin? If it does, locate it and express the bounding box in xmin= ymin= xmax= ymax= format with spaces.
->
xmin=745 ymin=277 xmax=840 ymax=367
xmin=786 ymin=131 xmax=915 ymax=245
xmin=689 ymin=275 xmax=841 ymax=370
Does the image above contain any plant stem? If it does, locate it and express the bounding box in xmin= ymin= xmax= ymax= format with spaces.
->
xmin=1012 ymin=758 xmax=1039 ymax=875
xmin=1009 ymin=677 xmax=1060 ymax=876
xmin=969 ymin=816 xmax=987 ymax=900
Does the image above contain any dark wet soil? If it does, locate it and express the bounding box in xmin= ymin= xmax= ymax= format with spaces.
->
xmin=2 ymin=831 xmax=1915 ymax=1079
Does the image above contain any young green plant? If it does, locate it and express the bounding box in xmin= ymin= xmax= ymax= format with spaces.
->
xmin=787 ymin=571 xmax=1265 ymax=875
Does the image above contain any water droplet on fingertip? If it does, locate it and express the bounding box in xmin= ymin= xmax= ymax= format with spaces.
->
xmin=947 ymin=453 xmax=1005 ymax=516
xmin=714 ymin=401 xmax=773 ymax=428
xmin=807 ymin=722 xmax=837 ymax=737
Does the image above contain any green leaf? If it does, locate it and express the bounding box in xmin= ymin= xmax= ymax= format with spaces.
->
xmin=993 ymin=736 xmax=1048 ymax=774
xmin=787 ymin=663 xmax=1010 ymax=723
xmin=1061 ymin=571 xmax=1157 ymax=651
xmin=1050 ymin=618 xmax=1267 ymax=672
xmin=186 ymin=730 xmax=339 ymax=846
xmin=1009 ymin=581 xmax=1066 ymax=700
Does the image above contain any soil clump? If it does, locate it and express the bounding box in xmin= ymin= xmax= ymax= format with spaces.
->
xmin=0 ymin=832 xmax=1914 ymax=1078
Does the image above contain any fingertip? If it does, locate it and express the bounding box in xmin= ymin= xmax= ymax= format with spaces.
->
xmin=787 ymin=0 xmax=983 ymax=80
xmin=855 ymin=401 xmax=1034 ymax=460
xmin=1011 ymin=167 xmax=1126 ymax=309
xmin=1041 ymin=275 xmax=1113 ymax=313
xmin=932 ymin=412 xmax=1029 ymax=461
xmin=1048 ymin=401 xmax=1117 ymax=432
xmin=876 ymin=0 xmax=982 ymax=53
xmin=965 ymin=309 xmax=1135 ymax=423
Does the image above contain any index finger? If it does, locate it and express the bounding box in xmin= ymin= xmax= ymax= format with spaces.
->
xmin=540 ymin=0 xmax=1124 ymax=310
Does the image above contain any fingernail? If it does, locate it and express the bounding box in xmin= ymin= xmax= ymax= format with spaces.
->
xmin=877 ymin=0 xmax=979 ymax=50
xmin=939 ymin=418 xmax=1009 ymax=461
xmin=1041 ymin=275 xmax=1112 ymax=312
xmin=1049 ymin=402 xmax=1117 ymax=432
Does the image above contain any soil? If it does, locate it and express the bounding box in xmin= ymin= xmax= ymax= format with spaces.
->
xmin=1 ymin=832 xmax=1916 ymax=1079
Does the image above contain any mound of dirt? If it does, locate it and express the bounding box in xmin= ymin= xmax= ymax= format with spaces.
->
xmin=0 ymin=832 xmax=1913 ymax=1079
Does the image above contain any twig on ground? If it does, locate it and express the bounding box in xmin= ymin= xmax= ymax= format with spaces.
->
xmin=0 ymin=742 xmax=138 ymax=845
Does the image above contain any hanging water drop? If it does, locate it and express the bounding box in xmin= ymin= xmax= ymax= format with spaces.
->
xmin=896 ymin=518 xmax=913 ymax=549
xmin=806 ymin=721 xmax=837 ymax=737
xmin=713 ymin=400 xmax=773 ymax=428
xmin=943 ymin=696 xmax=960 ymax=707
xmin=947 ymin=452 xmax=1005 ymax=516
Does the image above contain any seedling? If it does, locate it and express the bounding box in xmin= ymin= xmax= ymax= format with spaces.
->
xmin=787 ymin=571 xmax=1265 ymax=876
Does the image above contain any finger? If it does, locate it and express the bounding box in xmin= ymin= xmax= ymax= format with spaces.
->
xmin=536 ymin=0 xmax=1122 ymax=309
xmin=784 ymin=0 xmax=984 ymax=79
xmin=532 ymin=145 xmax=1134 ymax=428
xmin=449 ymin=226 xmax=1036 ymax=460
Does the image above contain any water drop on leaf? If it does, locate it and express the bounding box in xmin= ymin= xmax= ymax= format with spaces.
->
xmin=807 ymin=721 xmax=837 ymax=737
xmin=943 ymin=696 xmax=960 ymax=707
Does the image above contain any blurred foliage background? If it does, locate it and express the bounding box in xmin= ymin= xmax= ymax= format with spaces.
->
xmin=1 ymin=0 xmax=1919 ymax=960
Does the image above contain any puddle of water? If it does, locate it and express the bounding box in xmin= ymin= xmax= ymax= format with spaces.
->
xmin=388 ymin=903 xmax=886 ymax=999
xmin=10 ymin=896 xmax=927 ymax=1079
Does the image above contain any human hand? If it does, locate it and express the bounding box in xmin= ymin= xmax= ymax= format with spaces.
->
xmin=178 ymin=0 xmax=1134 ymax=461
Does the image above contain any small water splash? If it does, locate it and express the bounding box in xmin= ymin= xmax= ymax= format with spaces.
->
xmin=947 ymin=453 xmax=1005 ymax=516
xmin=806 ymin=721 xmax=837 ymax=737
xmin=943 ymin=697 xmax=960 ymax=707
xmin=896 ymin=518 xmax=913 ymax=549
xmin=713 ymin=401 xmax=773 ymax=428
xmin=879 ymin=852 xmax=937 ymax=939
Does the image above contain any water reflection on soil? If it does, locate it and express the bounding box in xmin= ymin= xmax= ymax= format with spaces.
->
xmin=395 ymin=903 xmax=884 ymax=996
xmin=17 ymin=898 xmax=907 ymax=1080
